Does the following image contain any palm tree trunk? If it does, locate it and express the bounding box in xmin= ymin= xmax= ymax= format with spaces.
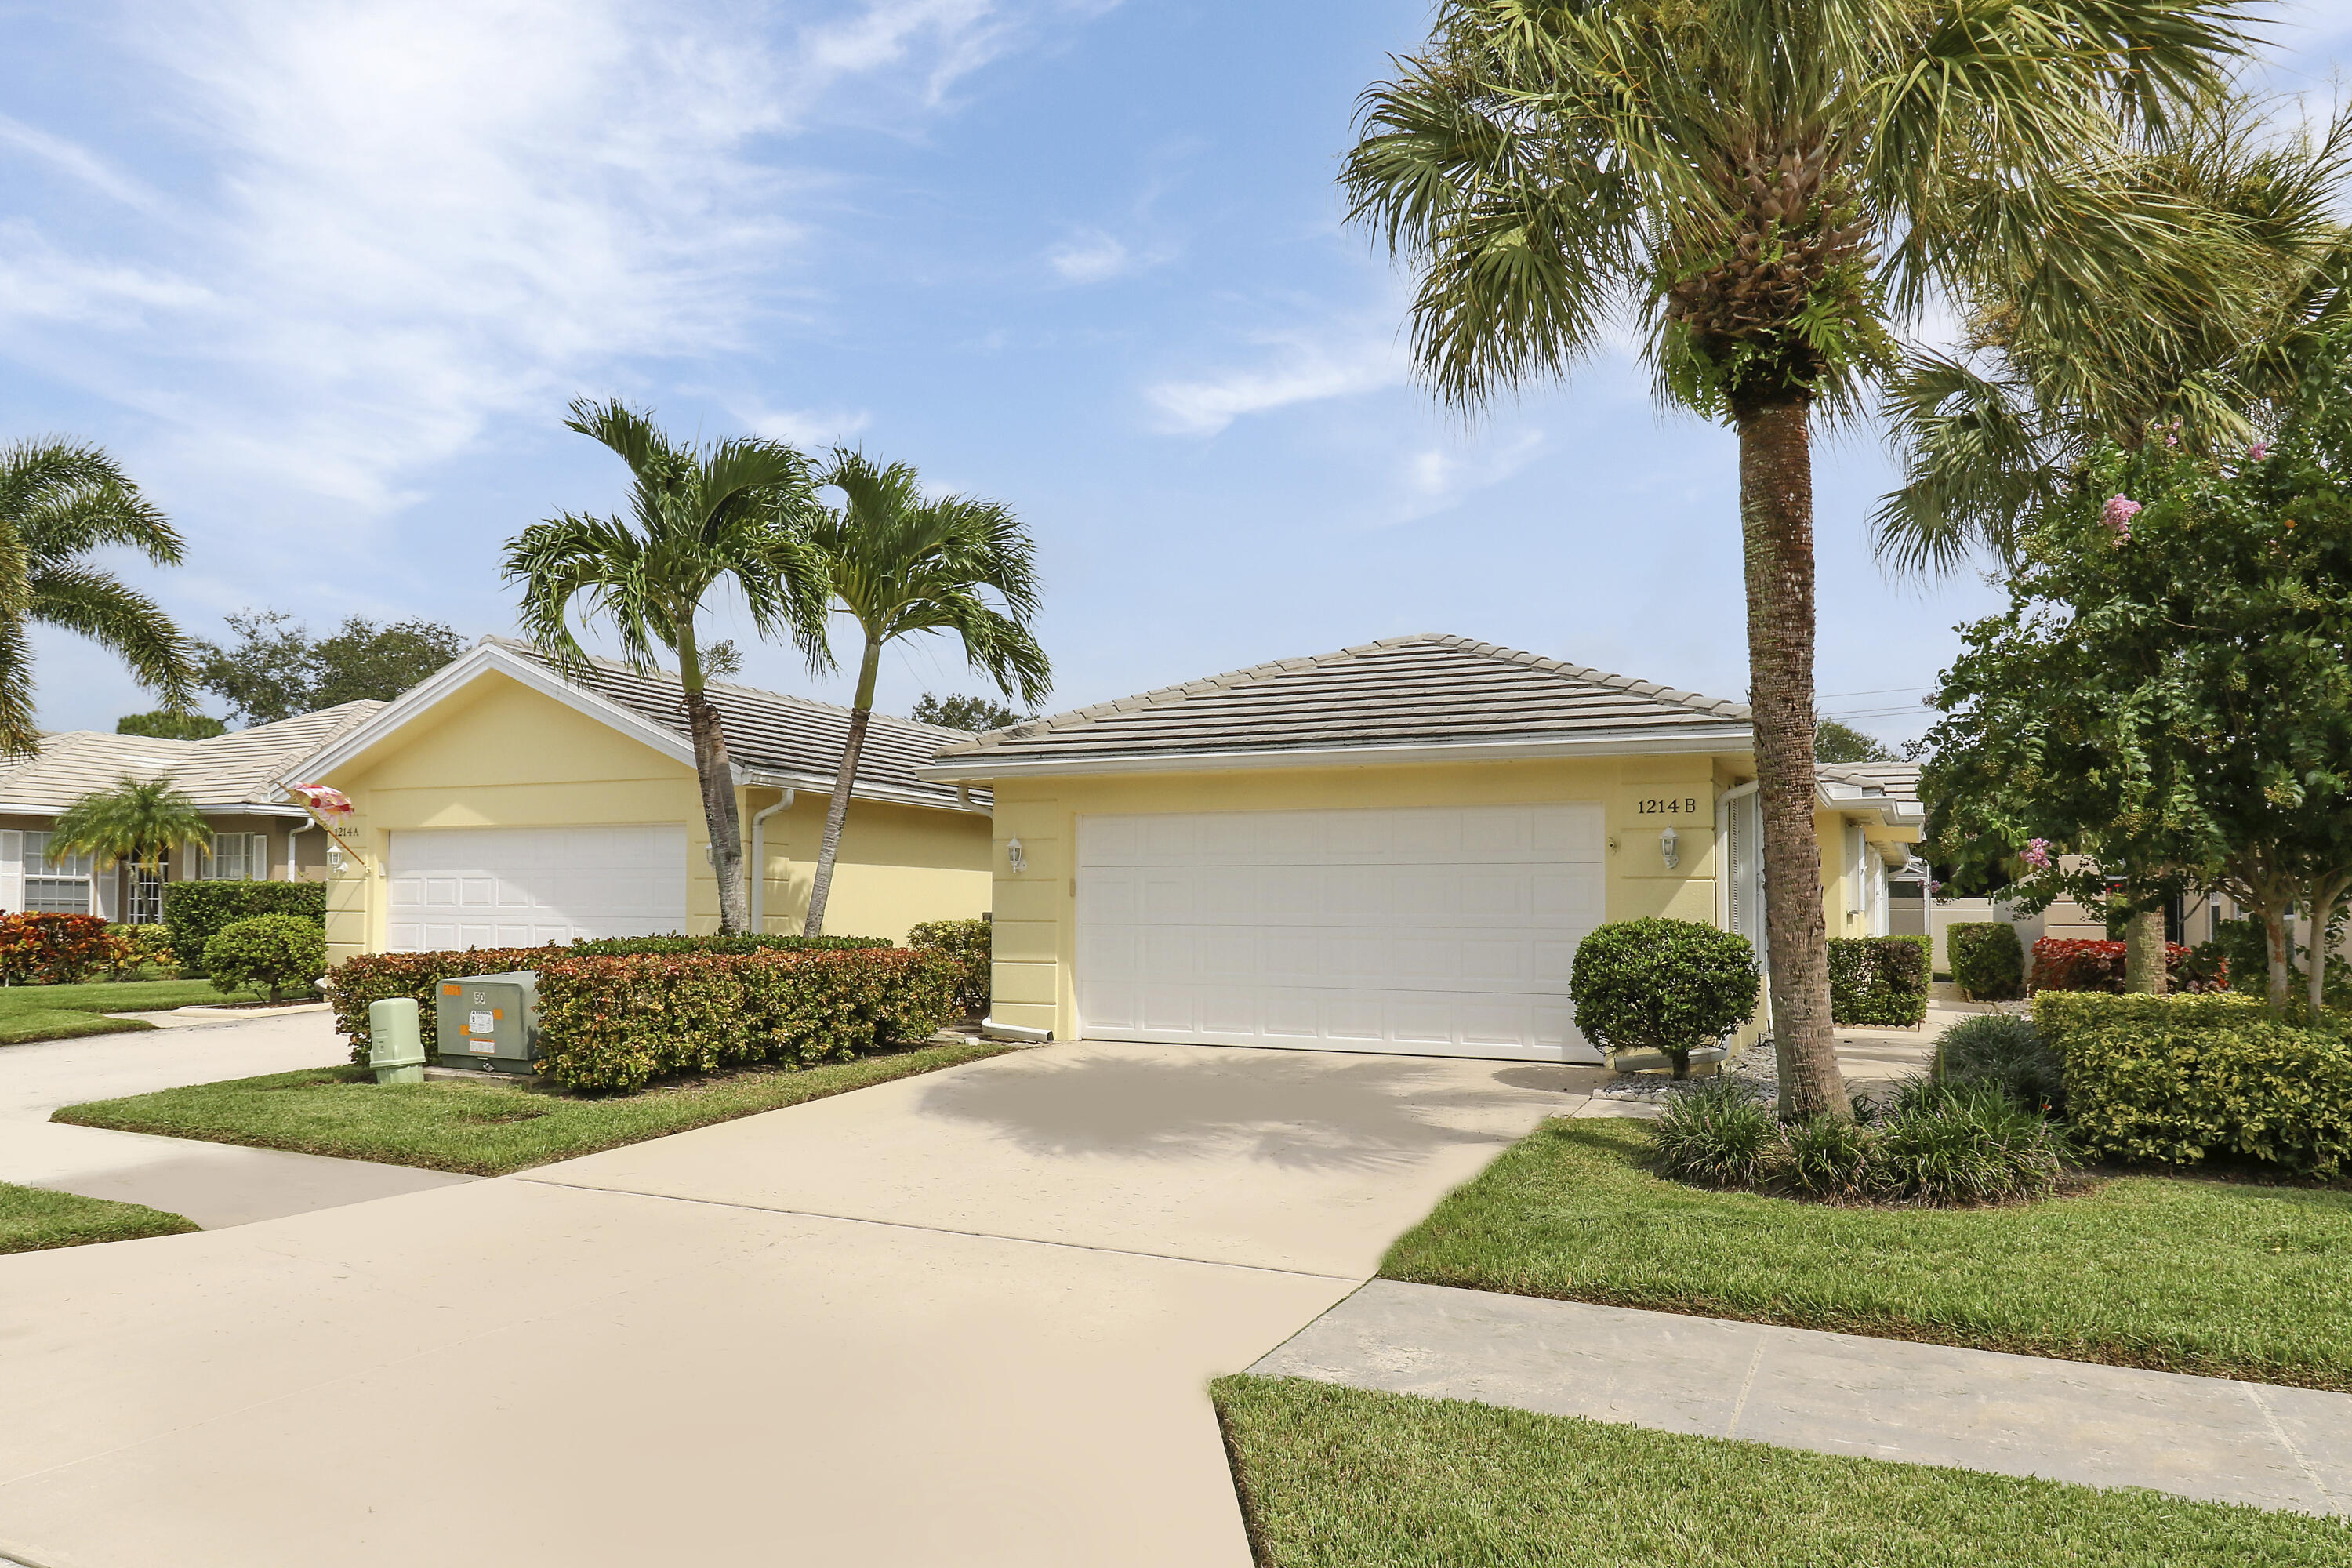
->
xmin=804 ymin=637 xmax=882 ymax=938
xmin=2122 ymin=901 xmax=2168 ymax=995
xmin=681 ymin=664 xmax=750 ymax=935
xmin=1734 ymin=397 xmax=1849 ymax=1123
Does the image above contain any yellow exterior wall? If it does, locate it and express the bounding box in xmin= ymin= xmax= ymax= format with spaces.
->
xmin=986 ymin=755 xmax=1918 ymax=1046
xmin=317 ymin=670 xmax=991 ymax=960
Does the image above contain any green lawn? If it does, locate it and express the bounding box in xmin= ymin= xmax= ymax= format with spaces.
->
xmin=1382 ymin=1117 xmax=2352 ymax=1391
xmin=1214 ymin=1376 xmax=2352 ymax=1566
xmin=0 ymin=1181 xmax=198 ymax=1255
xmin=53 ymin=1041 xmax=1011 ymax=1175
xmin=0 ymin=977 xmax=269 ymax=1045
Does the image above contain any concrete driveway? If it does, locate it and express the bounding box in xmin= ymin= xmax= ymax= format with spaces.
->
xmin=0 ymin=1040 xmax=1599 ymax=1568
xmin=0 ymin=1012 xmax=473 ymax=1227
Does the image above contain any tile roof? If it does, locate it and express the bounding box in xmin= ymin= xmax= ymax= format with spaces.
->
xmin=0 ymin=702 xmax=385 ymax=815
xmin=927 ymin=633 xmax=1752 ymax=771
xmin=488 ymin=640 xmax=985 ymax=811
xmin=1817 ymin=760 xmax=1924 ymax=818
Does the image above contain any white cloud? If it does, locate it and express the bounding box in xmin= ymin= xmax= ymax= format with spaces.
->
xmin=1047 ymin=228 xmax=1134 ymax=283
xmin=1144 ymin=327 xmax=1405 ymax=436
xmin=740 ymin=404 xmax=875 ymax=449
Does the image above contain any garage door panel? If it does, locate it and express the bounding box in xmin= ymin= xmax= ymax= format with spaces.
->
xmin=387 ymin=826 xmax=688 ymax=953
xmin=1076 ymin=804 xmax=1606 ymax=1062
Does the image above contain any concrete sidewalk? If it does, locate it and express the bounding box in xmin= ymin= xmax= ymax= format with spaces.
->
xmin=1251 ymin=1278 xmax=2352 ymax=1516
xmin=1 ymin=1011 xmax=474 ymax=1226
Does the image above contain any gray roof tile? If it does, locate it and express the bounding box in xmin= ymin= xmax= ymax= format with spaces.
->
xmin=490 ymin=640 xmax=985 ymax=811
xmin=931 ymin=633 xmax=1752 ymax=767
xmin=0 ymin=702 xmax=385 ymax=815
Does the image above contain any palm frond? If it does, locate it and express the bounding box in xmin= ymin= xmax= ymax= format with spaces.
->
xmin=30 ymin=564 xmax=200 ymax=707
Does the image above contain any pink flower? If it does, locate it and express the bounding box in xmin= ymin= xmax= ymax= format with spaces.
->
xmin=2249 ymin=442 xmax=2270 ymax=463
xmin=2021 ymin=838 xmax=2053 ymax=871
xmin=2101 ymin=495 xmax=2140 ymax=542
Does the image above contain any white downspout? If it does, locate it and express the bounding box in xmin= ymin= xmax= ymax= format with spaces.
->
xmin=750 ymin=791 xmax=793 ymax=932
xmin=285 ymin=818 xmax=314 ymax=882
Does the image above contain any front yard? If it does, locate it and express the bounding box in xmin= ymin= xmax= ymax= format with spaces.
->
xmin=0 ymin=977 xmax=268 ymax=1045
xmin=1 ymin=1181 xmax=197 ymax=1254
xmin=53 ymin=1040 xmax=1011 ymax=1175
xmin=1383 ymin=1117 xmax=2352 ymax=1390
xmin=1214 ymin=1376 xmax=2352 ymax=1566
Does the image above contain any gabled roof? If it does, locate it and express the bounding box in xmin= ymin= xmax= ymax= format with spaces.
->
xmin=923 ymin=633 xmax=1754 ymax=779
xmin=285 ymin=638 xmax=986 ymax=815
xmin=0 ymin=702 xmax=384 ymax=816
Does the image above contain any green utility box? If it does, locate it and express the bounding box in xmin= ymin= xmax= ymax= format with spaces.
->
xmin=433 ymin=971 xmax=541 ymax=1074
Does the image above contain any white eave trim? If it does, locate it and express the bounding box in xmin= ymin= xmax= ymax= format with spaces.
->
xmin=275 ymin=644 xmax=990 ymax=815
xmin=918 ymin=727 xmax=1756 ymax=782
xmin=737 ymin=768 xmax=991 ymax=815
xmin=0 ymin=800 xmax=312 ymax=818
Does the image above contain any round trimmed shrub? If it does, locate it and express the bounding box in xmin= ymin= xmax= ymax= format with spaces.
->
xmin=1570 ymin=917 xmax=1759 ymax=1078
xmin=1933 ymin=1013 xmax=2064 ymax=1114
xmin=202 ymin=914 xmax=327 ymax=1004
xmin=1947 ymin=922 xmax=2025 ymax=1001
xmin=1651 ymin=1079 xmax=1778 ymax=1186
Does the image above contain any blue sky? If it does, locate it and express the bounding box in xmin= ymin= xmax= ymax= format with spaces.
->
xmin=2 ymin=1 xmax=2348 ymax=750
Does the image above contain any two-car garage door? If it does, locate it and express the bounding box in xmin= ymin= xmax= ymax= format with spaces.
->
xmin=387 ymin=826 xmax=688 ymax=952
xmin=1076 ymin=804 xmax=1606 ymax=1063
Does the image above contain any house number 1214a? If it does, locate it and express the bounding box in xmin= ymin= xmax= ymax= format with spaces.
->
xmin=1637 ymin=797 xmax=1699 ymax=815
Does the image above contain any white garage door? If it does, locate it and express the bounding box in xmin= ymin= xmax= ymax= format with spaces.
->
xmin=1076 ymin=804 xmax=1606 ymax=1062
xmin=387 ymin=826 xmax=690 ymax=952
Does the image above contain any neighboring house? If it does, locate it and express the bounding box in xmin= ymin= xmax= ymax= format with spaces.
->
xmin=284 ymin=637 xmax=992 ymax=962
xmin=0 ymin=704 xmax=383 ymax=922
xmin=921 ymin=634 xmax=1925 ymax=1063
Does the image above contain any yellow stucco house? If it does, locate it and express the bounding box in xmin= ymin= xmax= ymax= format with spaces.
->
xmin=283 ymin=639 xmax=993 ymax=962
xmin=920 ymin=634 xmax=1922 ymax=1063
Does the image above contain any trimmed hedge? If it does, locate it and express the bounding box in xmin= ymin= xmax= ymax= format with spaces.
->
xmin=1827 ymin=934 xmax=1931 ymax=1026
xmin=909 ymin=917 xmax=990 ymax=1018
xmin=1947 ymin=922 xmax=2024 ymax=1000
xmin=162 ymin=881 xmax=325 ymax=977
xmin=329 ymin=939 xmax=959 ymax=1091
xmin=1570 ymin=917 xmax=1759 ymax=1078
xmin=204 ymin=915 xmax=328 ymax=1004
xmin=568 ymin=932 xmax=891 ymax=956
xmin=2029 ymin=937 xmax=2225 ymax=995
xmin=535 ymin=949 xmax=958 ymax=1091
xmin=2038 ymin=992 xmax=2352 ymax=1177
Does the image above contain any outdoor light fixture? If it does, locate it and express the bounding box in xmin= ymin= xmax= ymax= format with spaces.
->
xmin=1659 ymin=826 xmax=1680 ymax=870
xmin=1007 ymin=837 xmax=1026 ymax=873
xmin=326 ymin=843 xmax=348 ymax=875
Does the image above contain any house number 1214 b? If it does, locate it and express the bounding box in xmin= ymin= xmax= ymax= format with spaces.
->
xmin=1637 ymin=797 xmax=1699 ymax=815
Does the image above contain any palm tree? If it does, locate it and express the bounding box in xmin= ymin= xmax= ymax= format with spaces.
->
xmin=50 ymin=775 xmax=212 ymax=904
xmin=801 ymin=452 xmax=1049 ymax=937
xmin=1877 ymin=99 xmax=2352 ymax=991
xmin=0 ymin=438 xmax=200 ymax=754
xmin=504 ymin=400 xmax=829 ymax=935
xmin=1341 ymin=0 xmax=2248 ymax=1120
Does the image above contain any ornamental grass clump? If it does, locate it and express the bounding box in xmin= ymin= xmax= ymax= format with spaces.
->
xmin=1778 ymin=1113 xmax=1875 ymax=1200
xmin=1933 ymin=1013 xmax=2066 ymax=1114
xmin=1650 ymin=1079 xmax=1778 ymax=1187
xmin=1871 ymin=1082 xmax=2071 ymax=1206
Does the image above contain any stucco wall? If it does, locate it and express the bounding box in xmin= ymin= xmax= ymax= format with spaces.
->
xmin=318 ymin=670 xmax=991 ymax=960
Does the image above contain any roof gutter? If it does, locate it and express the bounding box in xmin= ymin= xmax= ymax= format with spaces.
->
xmin=918 ymin=728 xmax=1757 ymax=782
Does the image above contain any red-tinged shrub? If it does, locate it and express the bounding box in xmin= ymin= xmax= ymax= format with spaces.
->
xmin=2028 ymin=938 xmax=2229 ymax=995
xmin=0 ymin=913 xmax=129 ymax=985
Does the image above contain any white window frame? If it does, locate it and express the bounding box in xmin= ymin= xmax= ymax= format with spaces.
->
xmin=20 ymin=830 xmax=95 ymax=914
xmin=201 ymin=833 xmax=269 ymax=883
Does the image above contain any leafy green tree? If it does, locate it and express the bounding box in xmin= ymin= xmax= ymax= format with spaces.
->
xmin=49 ymin=775 xmax=213 ymax=882
xmin=911 ymin=692 xmax=1021 ymax=733
xmin=506 ymin=399 xmax=828 ymax=935
xmin=1339 ymin=0 xmax=2245 ymax=1119
xmin=1815 ymin=719 xmax=1893 ymax=764
xmin=0 ymin=438 xmax=199 ymax=753
xmin=1923 ymin=371 xmax=2352 ymax=1013
xmin=117 ymin=710 xmax=226 ymax=740
xmin=1878 ymin=98 xmax=2352 ymax=988
xmin=196 ymin=610 xmax=466 ymax=724
xmin=802 ymin=452 xmax=1049 ymax=937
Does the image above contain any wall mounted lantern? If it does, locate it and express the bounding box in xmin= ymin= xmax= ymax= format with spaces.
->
xmin=1007 ymin=837 xmax=1026 ymax=873
xmin=1659 ymin=826 xmax=1680 ymax=870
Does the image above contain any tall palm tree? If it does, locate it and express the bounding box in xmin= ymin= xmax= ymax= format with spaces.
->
xmin=50 ymin=775 xmax=212 ymax=895
xmin=504 ymin=399 xmax=829 ymax=935
xmin=1877 ymin=99 xmax=2352 ymax=990
xmin=801 ymin=452 xmax=1049 ymax=937
xmin=0 ymin=438 xmax=200 ymax=754
xmin=1341 ymin=0 xmax=2248 ymax=1120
